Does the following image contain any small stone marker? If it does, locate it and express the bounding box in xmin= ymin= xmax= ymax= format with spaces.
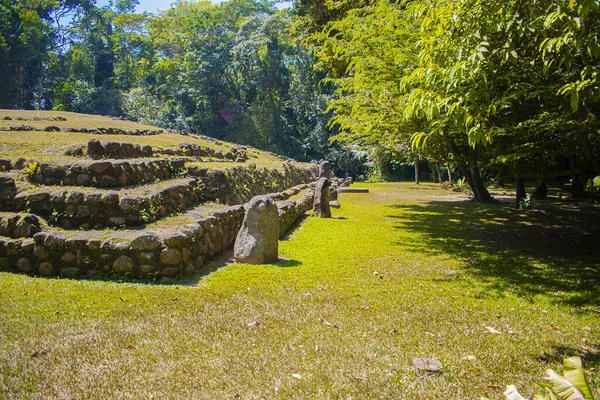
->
xmin=340 ymin=177 xmax=353 ymax=187
xmin=412 ymin=358 xmax=443 ymax=373
xmin=313 ymin=177 xmax=331 ymax=218
xmin=234 ymin=195 xmax=279 ymax=264
xmin=319 ymin=161 xmax=333 ymax=179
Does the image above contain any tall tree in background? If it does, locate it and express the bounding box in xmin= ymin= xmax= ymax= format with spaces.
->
xmin=299 ymin=0 xmax=600 ymax=196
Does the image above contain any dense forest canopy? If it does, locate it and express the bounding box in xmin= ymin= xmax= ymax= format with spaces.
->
xmin=1 ymin=0 xmax=599 ymax=198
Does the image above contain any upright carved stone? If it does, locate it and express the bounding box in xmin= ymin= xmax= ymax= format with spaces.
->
xmin=313 ymin=177 xmax=331 ymax=218
xmin=234 ymin=195 xmax=279 ymax=264
xmin=319 ymin=161 xmax=333 ymax=179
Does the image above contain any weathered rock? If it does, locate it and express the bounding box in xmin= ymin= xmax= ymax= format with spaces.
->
xmin=20 ymin=239 xmax=35 ymax=252
xmin=412 ymin=358 xmax=442 ymax=373
xmin=139 ymin=264 xmax=156 ymax=274
xmin=60 ymin=252 xmax=77 ymax=263
xmin=138 ymin=252 xmax=156 ymax=264
xmin=115 ymin=242 xmax=131 ymax=251
xmin=87 ymin=139 xmax=106 ymax=159
xmin=38 ymin=261 xmax=54 ymax=276
xmin=60 ymin=267 xmax=80 ymax=278
xmin=101 ymin=191 xmax=119 ymax=204
xmin=184 ymin=263 xmax=195 ymax=275
xmin=0 ymin=158 xmax=12 ymax=171
xmin=33 ymin=245 xmax=50 ymax=260
xmin=164 ymin=232 xmax=187 ymax=247
xmin=0 ymin=175 xmax=16 ymax=200
xmin=319 ymin=160 xmax=333 ymax=179
xmin=160 ymin=248 xmax=182 ymax=265
xmin=119 ymin=196 xmax=139 ymax=213
xmin=313 ymin=177 xmax=331 ymax=218
xmin=14 ymin=158 xmax=27 ymax=169
xmin=17 ymin=258 xmax=33 ymax=272
xmin=44 ymin=232 xmax=67 ymax=251
xmin=234 ymin=195 xmax=279 ymax=264
xmin=89 ymin=160 xmax=112 ymax=174
xmin=76 ymin=174 xmax=91 ymax=186
xmin=14 ymin=215 xmax=41 ymax=237
xmin=113 ymin=255 xmax=134 ymax=273
xmin=131 ymin=234 xmax=162 ymax=251
xmin=33 ymin=232 xmax=47 ymax=245
xmin=44 ymin=125 xmax=60 ymax=132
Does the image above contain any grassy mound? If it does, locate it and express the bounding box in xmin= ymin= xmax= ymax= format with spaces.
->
xmin=1 ymin=183 xmax=598 ymax=399
xmin=0 ymin=110 xmax=309 ymax=171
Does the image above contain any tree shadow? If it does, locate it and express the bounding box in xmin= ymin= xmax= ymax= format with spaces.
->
xmin=387 ymin=199 xmax=600 ymax=308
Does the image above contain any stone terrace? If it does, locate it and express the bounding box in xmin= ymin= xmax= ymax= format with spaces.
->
xmin=0 ymin=110 xmax=319 ymax=279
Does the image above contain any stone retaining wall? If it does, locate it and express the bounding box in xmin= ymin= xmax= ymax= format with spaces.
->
xmin=1 ymin=164 xmax=317 ymax=229
xmin=30 ymin=158 xmax=184 ymax=188
xmin=0 ymin=214 xmax=42 ymax=238
xmin=0 ymin=189 xmax=314 ymax=278
xmin=0 ymin=126 xmax=164 ymax=135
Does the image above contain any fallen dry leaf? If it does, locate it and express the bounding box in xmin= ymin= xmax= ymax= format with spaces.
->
xmin=544 ymin=337 xmax=557 ymax=343
xmin=31 ymin=350 xmax=48 ymax=358
xmin=551 ymin=323 xmax=560 ymax=331
xmin=127 ymin=344 xmax=136 ymax=349
xmin=483 ymin=326 xmax=502 ymax=334
xmin=292 ymin=374 xmax=302 ymax=379
xmin=462 ymin=355 xmax=477 ymax=361
xmin=349 ymin=375 xmax=368 ymax=381
xmin=319 ymin=318 xmax=338 ymax=328
xmin=390 ymin=328 xmax=398 ymax=335
xmin=247 ymin=321 xmax=260 ymax=327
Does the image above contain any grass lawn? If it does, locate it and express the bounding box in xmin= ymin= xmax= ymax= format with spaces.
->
xmin=1 ymin=183 xmax=598 ymax=399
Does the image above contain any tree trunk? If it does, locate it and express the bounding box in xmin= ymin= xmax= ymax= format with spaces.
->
xmin=446 ymin=163 xmax=452 ymax=182
xmin=470 ymin=164 xmax=494 ymax=203
xmin=464 ymin=167 xmax=479 ymax=202
xmin=532 ymin=180 xmax=547 ymax=199
xmin=414 ymin=157 xmax=420 ymax=184
xmin=432 ymin=164 xmax=439 ymax=183
xmin=516 ymin=176 xmax=526 ymax=206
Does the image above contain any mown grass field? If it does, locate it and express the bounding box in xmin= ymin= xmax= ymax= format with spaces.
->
xmin=1 ymin=183 xmax=599 ymax=399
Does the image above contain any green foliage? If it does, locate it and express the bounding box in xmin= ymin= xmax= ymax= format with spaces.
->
xmin=297 ymin=0 xmax=600 ymax=194
xmin=518 ymin=195 xmax=534 ymax=210
xmin=504 ymin=357 xmax=597 ymax=400
xmin=23 ymin=161 xmax=38 ymax=177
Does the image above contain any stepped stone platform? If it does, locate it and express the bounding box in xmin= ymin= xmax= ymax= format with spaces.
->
xmin=0 ymin=110 xmax=320 ymax=279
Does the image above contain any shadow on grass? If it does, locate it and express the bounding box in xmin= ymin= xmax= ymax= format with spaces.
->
xmin=540 ymin=344 xmax=600 ymax=365
xmin=387 ymin=199 xmax=600 ymax=309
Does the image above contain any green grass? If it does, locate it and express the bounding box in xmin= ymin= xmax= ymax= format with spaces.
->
xmin=0 ymin=110 xmax=311 ymax=171
xmin=1 ymin=183 xmax=598 ymax=399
